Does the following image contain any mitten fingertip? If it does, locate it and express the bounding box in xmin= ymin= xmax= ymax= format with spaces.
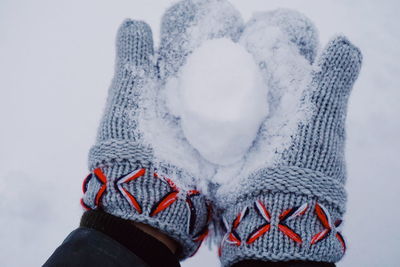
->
xmin=116 ymin=19 xmax=154 ymax=68
xmin=319 ymin=35 xmax=362 ymax=73
xmin=313 ymin=35 xmax=362 ymax=97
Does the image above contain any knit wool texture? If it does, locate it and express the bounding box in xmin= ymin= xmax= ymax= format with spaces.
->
xmin=218 ymin=29 xmax=362 ymax=266
xmin=82 ymin=0 xmax=363 ymax=263
xmin=83 ymin=19 xmax=209 ymax=259
xmin=83 ymin=0 xmax=244 ymax=260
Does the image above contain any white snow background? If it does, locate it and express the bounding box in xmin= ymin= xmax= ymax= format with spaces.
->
xmin=0 ymin=0 xmax=399 ymax=266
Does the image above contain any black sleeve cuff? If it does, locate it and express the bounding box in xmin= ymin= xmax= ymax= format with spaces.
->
xmin=80 ymin=210 xmax=180 ymax=267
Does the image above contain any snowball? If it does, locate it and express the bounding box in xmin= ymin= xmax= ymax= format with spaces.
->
xmin=167 ymin=38 xmax=268 ymax=165
xmin=214 ymin=11 xmax=314 ymax=192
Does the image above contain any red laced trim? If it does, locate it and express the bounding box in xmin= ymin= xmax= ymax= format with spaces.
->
xmin=186 ymin=190 xmax=201 ymax=235
xmin=80 ymin=167 xmax=210 ymax=255
xmin=277 ymin=203 xmax=308 ymax=244
xmin=218 ymin=206 xmax=249 ymax=256
xmin=80 ymin=168 xmax=108 ymax=210
xmin=117 ymin=168 xmax=146 ymax=214
xmin=246 ymin=201 xmax=271 ymax=244
xmin=311 ymin=202 xmax=346 ymax=253
xmin=219 ymin=202 xmax=308 ymax=256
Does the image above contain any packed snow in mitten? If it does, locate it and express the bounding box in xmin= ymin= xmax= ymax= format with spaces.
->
xmin=165 ymin=38 xmax=268 ymax=165
xmin=161 ymin=9 xmax=315 ymax=190
xmin=126 ymin=0 xmax=320 ymax=195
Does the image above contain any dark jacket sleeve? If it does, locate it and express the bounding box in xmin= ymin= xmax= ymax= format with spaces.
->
xmin=43 ymin=227 xmax=150 ymax=267
xmin=44 ymin=211 xmax=180 ymax=267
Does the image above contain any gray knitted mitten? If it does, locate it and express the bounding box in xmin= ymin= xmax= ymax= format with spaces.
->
xmin=81 ymin=0 xmax=242 ymax=260
xmin=216 ymin=10 xmax=362 ymax=266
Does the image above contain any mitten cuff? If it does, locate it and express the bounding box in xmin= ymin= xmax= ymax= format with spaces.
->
xmin=218 ymin=167 xmax=346 ymax=266
xmin=81 ymin=163 xmax=211 ymax=259
xmin=88 ymin=140 xmax=154 ymax=170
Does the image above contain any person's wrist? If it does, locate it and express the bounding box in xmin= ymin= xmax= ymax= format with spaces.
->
xmin=134 ymin=222 xmax=179 ymax=254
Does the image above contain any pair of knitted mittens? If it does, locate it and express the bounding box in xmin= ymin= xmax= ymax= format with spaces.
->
xmin=81 ymin=0 xmax=362 ymax=266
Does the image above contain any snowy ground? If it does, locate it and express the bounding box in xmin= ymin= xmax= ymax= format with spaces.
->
xmin=1 ymin=0 xmax=399 ymax=266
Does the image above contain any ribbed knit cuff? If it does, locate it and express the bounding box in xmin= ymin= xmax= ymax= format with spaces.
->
xmin=217 ymin=166 xmax=347 ymax=267
xmin=80 ymin=210 xmax=180 ymax=267
xmin=81 ymin=162 xmax=211 ymax=259
xmin=88 ymin=140 xmax=154 ymax=171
